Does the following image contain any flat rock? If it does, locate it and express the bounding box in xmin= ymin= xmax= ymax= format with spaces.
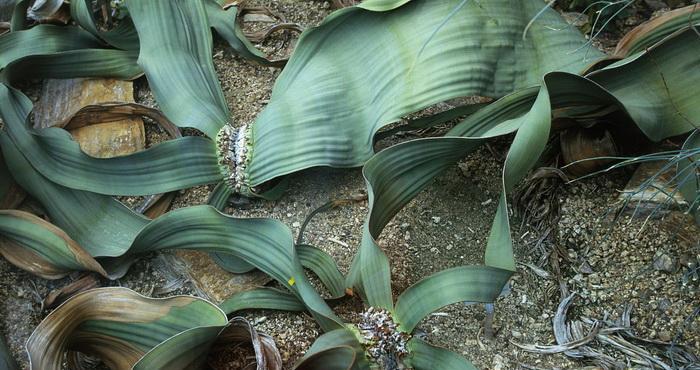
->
xmin=33 ymin=78 xmax=145 ymax=158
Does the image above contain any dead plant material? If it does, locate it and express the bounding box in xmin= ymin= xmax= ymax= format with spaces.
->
xmin=296 ymin=193 xmax=368 ymax=245
xmin=208 ymin=317 xmax=283 ymax=370
xmin=239 ymin=6 xmax=302 ymax=62
xmin=43 ymin=274 xmax=100 ymax=310
xmin=514 ymin=167 xmax=569 ymax=232
xmin=517 ymin=294 xmax=700 ymax=369
xmin=561 ymin=126 xmax=619 ymax=178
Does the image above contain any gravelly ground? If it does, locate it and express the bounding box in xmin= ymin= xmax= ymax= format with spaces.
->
xmin=1 ymin=1 xmax=698 ymax=369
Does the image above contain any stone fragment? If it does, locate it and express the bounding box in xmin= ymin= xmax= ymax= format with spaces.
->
xmin=653 ymin=251 xmax=678 ymax=273
xmin=175 ymin=250 xmax=271 ymax=303
xmin=33 ymin=78 xmax=145 ymax=158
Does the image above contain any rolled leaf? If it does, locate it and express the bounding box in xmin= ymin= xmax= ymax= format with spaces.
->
xmin=27 ymin=287 xmax=229 ymax=370
xmin=297 ymin=329 xmax=369 ymax=370
xmin=293 ymin=346 xmax=356 ymax=370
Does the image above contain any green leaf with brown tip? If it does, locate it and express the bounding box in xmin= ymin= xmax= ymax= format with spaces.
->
xmin=27 ymin=287 xmax=228 ymax=370
xmin=0 ymin=210 xmax=107 ymax=279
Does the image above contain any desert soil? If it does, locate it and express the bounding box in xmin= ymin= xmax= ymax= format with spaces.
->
xmin=1 ymin=1 xmax=698 ymax=369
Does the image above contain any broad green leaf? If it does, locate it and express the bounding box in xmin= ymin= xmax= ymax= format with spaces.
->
xmin=615 ymin=4 xmax=700 ymax=57
xmin=0 ymin=210 xmax=107 ymax=279
xmin=588 ymin=28 xmax=700 ymax=141
xmin=242 ymin=0 xmax=601 ymax=189
xmin=298 ymin=244 xmax=346 ymax=299
xmin=348 ymin=71 xmax=633 ymax=305
xmin=405 ymin=338 xmax=477 ymax=370
xmin=126 ymin=0 xmax=230 ymax=138
xmin=219 ymin=288 xmax=306 ymax=315
xmin=394 ymin=265 xmax=512 ymax=332
xmin=2 ymin=48 xmax=141 ymax=83
xmin=0 ymin=87 xmax=341 ymax=331
xmin=27 ymin=287 xmax=228 ymax=370
xmin=0 ymin=83 xmax=220 ymax=196
xmin=0 ymin=24 xmax=140 ymax=84
xmin=0 ymin=25 xmax=101 ymax=69
xmin=129 ymin=206 xmax=344 ymax=331
xmin=0 ymin=132 xmax=150 ymax=260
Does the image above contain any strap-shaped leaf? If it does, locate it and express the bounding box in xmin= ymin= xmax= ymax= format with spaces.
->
xmin=207 ymin=182 xmax=257 ymax=273
xmin=405 ymin=337 xmax=477 ymax=370
xmin=298 ymin=244 xmax=346 ymax=299
xmin=2 ymin=48 xmax=141 ymax=83
xmin=27 ymin=287 xmax=228 ymax=370
xmin=242 ymin=0 xmax=601 ymax=188
xmin=129 ymin=205 xmax=344 ymax=332
xmin=394 ymin=265 xmax=512 ymax=332
xmin=0 ymin=133 xmax=150 ymax=260
xmin=0 ymin=210 xmax=107 ymax=279
xmin=615 ymin=4 xmax=700 ymax=57
xmin=0 ymin=24 xmax=101 ymax=69
xmin=588 ymin=28 xmax=700 ymax=141
xmin=0 ymin=84 xmax=220 ymax=196
xmin=219 ymin=288 xmax=305 ymax=315
xmin=0 ymin=150 xmax=24 ymax=209
xmin=133 ymin=326 xmax=224 ymax=370
xmin=0 ymin=86 xmax=343 ymax=332
xmin=126 ymin=0 xmax=230 ymax=138
xmin=135 ymin=317 xmax=284 ymax=370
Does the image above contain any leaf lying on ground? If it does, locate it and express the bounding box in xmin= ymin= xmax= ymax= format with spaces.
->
xmin=28 ymin=287 xmax=283 ymax=370
xmin=516 ymin=294 xmax=700 ymax=369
